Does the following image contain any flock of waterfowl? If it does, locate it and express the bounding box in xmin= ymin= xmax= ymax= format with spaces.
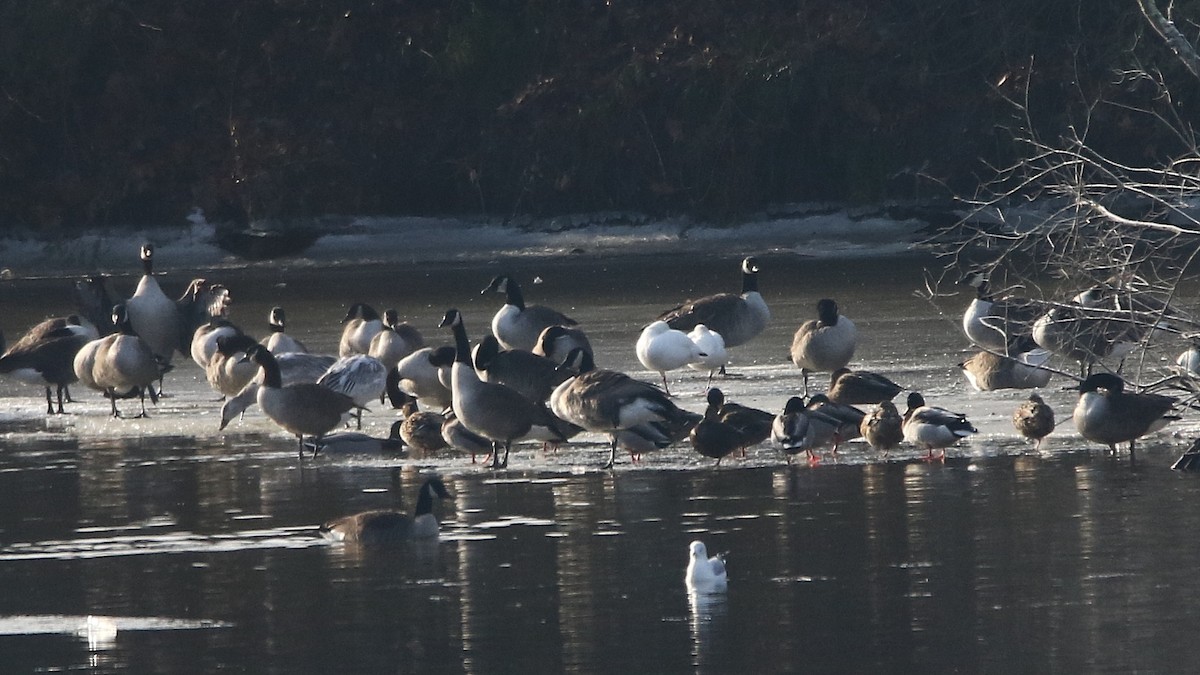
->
xmin=2 ymin=247 xmax=1199 ymax=488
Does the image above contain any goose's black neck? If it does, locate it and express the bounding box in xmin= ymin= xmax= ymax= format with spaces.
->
xmin=255 ymin=350 xmax=283 ymax=389
xmin=741 ymin=268 xmax=758 ymax=294
xmin=450 ymin=321 xmax=472 ymax=366
xmin=505 ymin=280 xmax=526 ymax=310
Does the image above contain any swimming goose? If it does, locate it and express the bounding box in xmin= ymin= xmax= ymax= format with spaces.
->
xmin=389 ymin=346 xmax=455 ymax=411
xmin=958 ymin=349 xmax=1053 ymax=391
xmin=636 ymin=320 xmax=707 ymax=395
xmin=790 ymin=299 xmax=857 ymax=396
xmin=689 ymin=388 xmax=748 ymax=466
xmin=686 ymin=325 xmax=728 ymax=389
xmin=533 ymin=325 xmax=593 ymax=365
xmin=550 ymin=347 xmax=694 ymax=469
xmin=125 ymin=243 xmax=181 ymax=376
xmin=321 ymin=476 xmax=454 ymax=544
xmin=75 ymin=304 xmax=162 ymax=418
xmin=685 ymin=540 xmax=728 ymax=593
xmin=339 ymin=303 xmax=384 ymax=357
xmin=826 ymin=367 xmax=903 ymax=405
xmin=317 ymin=354 xmax=388 ymax=429
xmin=658 ymin=256 xmax=770 ymax=353
xmin=960 ymin=274 xmax=1040 ymax=353
xmin=482 ymin=275 xmax=579 ymax=351
xmin=860 ymin=400 xmax=905 ymax=455
xmin=0 ymin=315 xmax=96 ymax=414
xmin=240 ymin=345 xmax=356 ymax=458
xmin=399 ymin=397 xmax=449 ymax=457
xmin=472 ymin=334 xmax=571 ymax=404
xmin=191 ymin=318 xmax=243 ymax=369
xmin=1072 ymin=372 xmax=1179 ymax=456
xmin=441 ymin=308 xmax=567 ymax=469
xmin=902 ymin=392 xmax=977 ymax=460
xmin=368 ymin=308 xmax=425 ymax=370
xmin=220 ymin=352 xmax=338 ymax=429
xmin=1012 ymin=393 xmax=1055 ymax=451
xmin=262 ymin=306 xmax=307 ymax=355
xmin=205 ymin=334 xmax=262 ymax=399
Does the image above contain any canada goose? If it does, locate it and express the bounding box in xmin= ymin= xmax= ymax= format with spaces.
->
xmin=441 ymin=308 xmax=566 ymax=469
xmin=685 ymin=540 xmax=728 ymax=593
xmin=317 ymin=354 xmax=387 ymax=429
xmin=657 ymin=256 xmax=770 ymax=353
xmin=1013 ymin=393 xmax=1055 ymax=451
xmin=205 ymin=334 xmax=262 ymax=398
xmin=173 ymin=278 xmax=233 ymax=356
xmin=826 ymin=367 xmax=903 ymax=405
xmin=533 ymin=325 xmax=593 ymax=365
xmin=190 ymin=318 xmax=243 ymax=369
xmin=860 ymin=400 xmax=904 ymax=455
xmin=389 ymin=346 xmax=455 ymax=411
xmin=612 ymin=422 xmax=674 ymax=464
xmin=262 ymin=306 xmax=307 ymax=354
xmin=805 ymin=394 xmax=866 ymax=454
xmin=472 ymin=334 xmax=570 ymax=404
xmin=368 ymin=308 xmax=425 ymax=370
xmin=304 ymin=420 xmax=406 ymax=455
xmin=960 ymin=274 xmax=1040 ymax=353
xmin=790 ymin=299 xmax=857 ymax=396
xmin=636 ymin=320 xmax=707 ymax=395
xmin=686 ymin=325 xmax=728 ymax=389
xmin=339 ymin=303 xmax=384 ymax=357
xmin=240 ymin=345 xmax=357 ymax=458
xmin=958 ymin=349 xmax=1053 ymax=391
xmin=125 ymin=244 xmax=181 ymax=375
xmin=772 ymin=396 xmax=818 ymax=464
xmin=689 ymin=388 xmax=746 ymax=466
xmin=75 ymin=304 xmax=162 ymax=418
xmin=0 ymin=315 xmax=95 ymax=414
xmin=1072 ymin=372 xmax=1179 ymax=456
xmin=549 ymin=347 xmax=693 ymax=469
xmin=399 ymin=398 xmax=449 ymax=457
xmin=482 ymin=275 xmax=578 ymax=351
xmin=219 ymin=352 xmax=337 ymax=430
xmin=902 ymin=392 xmax=977 ymax=460
xmin=73 ymin=274 xmax=118 ymax=336
xmin=440 ymin=411 xmax=493 ymax=464
xmin=321 ymin=476 xmax=454 ymax=544
xmin=1032 ymin=305 xmax=1137 ymax=377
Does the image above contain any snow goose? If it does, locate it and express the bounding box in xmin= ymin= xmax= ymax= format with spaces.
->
xmin=826 ymin=367 xmax=902 ymax=405
xmin=321 ymin=476 xmax=454 ymax=544
xmin=533 ymin=325 xmax=593 ymax=365
xmin=657 ymin=256 xmax=770 ymax=353
xmin=636 ymin=320 xmax=706 ymax=395
xmin=75 ymin=304 xmax=161 ymax=418
xmin=0 ymin=315 xmax=96 ymax=414
xmin=902 ymin=392 xmax=977 ymax=460
xmin=240 ymin=345 xmax=356 ymax=458
xmin=262 ymin=306 xmax=307 ymax=354
xmin=338 ymin=303 xmax=384 ymax=357
xmin=1012 ymin=393 xmax=1055 ymax=451
xmin=368 ymin=308 xmax=424 ymax=370
xmin=686 ymin=325 xmax=728 ymax=389
xmin=317 ymin=354 xmax=387 ymax=429
xmin=1072 ymin=373 xmax=1178 ymax=456
xmin=860 ymin=400 xmax=904 ymax=455
xmin=220 ymin=352 xmax=337 ymax=429
xmin=440 ymin=308 xmax=566 ymax=469
xmin=482 ymin=275 xmax=578 ymax=351
xmin=960 ymin=274 xmax=1040 ymax=353
xmin=550 ymin=347 xmax=693 ymax=469
xmin=686 ymin=540 xmax=728 ymax=593
xmin=958 ymin=349 xmax=1052 ymax=391
xmin=790 ymin=299 xmax=857 ymax=396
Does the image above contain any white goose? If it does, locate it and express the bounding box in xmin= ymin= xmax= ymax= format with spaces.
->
xmin=686 ymin=324 xmax=728 ymax=388
xmin=636 ymin=320 xmax=706 ymax=395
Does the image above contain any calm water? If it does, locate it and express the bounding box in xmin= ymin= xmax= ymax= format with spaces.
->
xmin=1 ymin=251 xmax=1199 ymax=673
